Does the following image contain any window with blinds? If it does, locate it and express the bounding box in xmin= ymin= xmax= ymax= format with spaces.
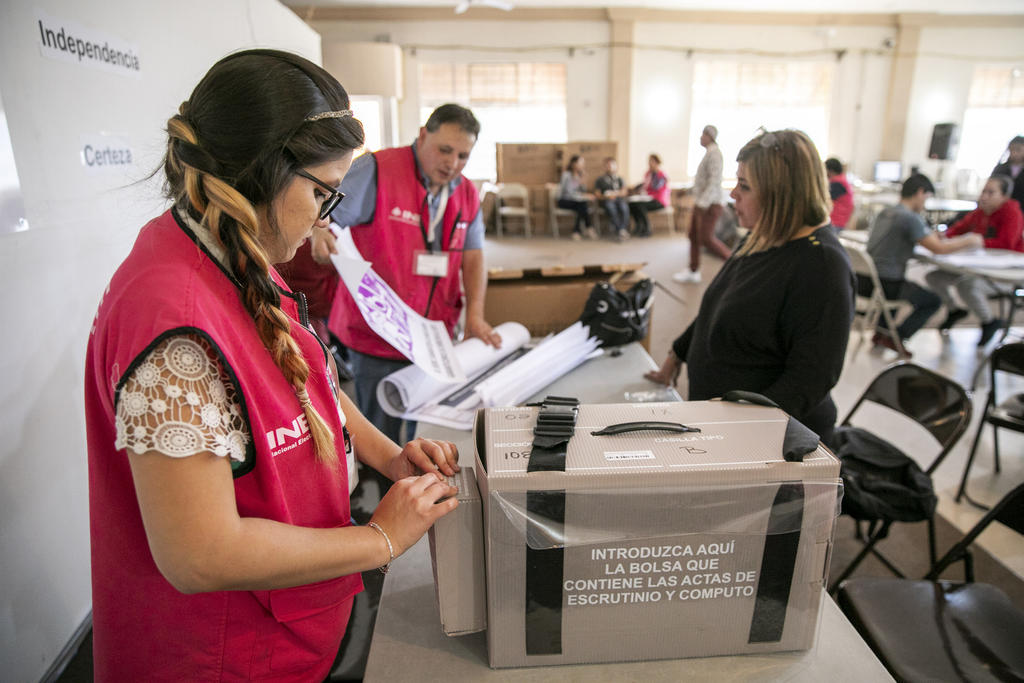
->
xmin=687 ymin=60 xmax=834 ymax=180
xmin=958 ymin=65 xmax=1024 ymax=194
xmin=968 ymin=66 xmax=1024 ymax=107
xmin=418 ymin=62 xmax=568 ymax=180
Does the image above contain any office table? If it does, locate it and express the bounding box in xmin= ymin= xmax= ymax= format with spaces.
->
xmin=913 ymin=247 xmax=1024 ymax=345
xmin=840 ymin=230 xmax=1024 ymax=343
xmin=362 ymin=343 xmax=893 ymax=681
xmin=923 ymin=197 xmax=977 ymax=226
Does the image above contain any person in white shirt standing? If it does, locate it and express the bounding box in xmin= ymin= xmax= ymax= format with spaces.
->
xmin=675 ymin=125 xmax=733 ymax=283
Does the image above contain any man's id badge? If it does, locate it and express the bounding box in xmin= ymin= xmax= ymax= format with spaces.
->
xmin=414 ymin=250 xmax=449 ymax=277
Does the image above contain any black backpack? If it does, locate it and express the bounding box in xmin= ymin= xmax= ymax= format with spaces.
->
xmin=578 ymin=279 xmax=653 ymax=348
xmin=829 ymin=425 xmax=936 ymax=523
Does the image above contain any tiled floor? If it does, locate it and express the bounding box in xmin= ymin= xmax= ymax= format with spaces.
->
xmin=483 ymin=227 xmax=1024 ymax=580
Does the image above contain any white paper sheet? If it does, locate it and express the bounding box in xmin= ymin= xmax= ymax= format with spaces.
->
xmin=329 ymin=229 xmax=466 ymax=383
xmin=376 ymin=321 xmax=602 ymax=430
xmin=474 ymin=322 xmax=602 ymax=408
xmin=377 ymin=321 xmax=531 ymax=417
xmin=930 ymin=249 xmax=1024 ymax=270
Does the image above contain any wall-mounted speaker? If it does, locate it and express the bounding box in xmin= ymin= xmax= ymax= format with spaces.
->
xmin=928 ymin=123 xmax=959 ymax=161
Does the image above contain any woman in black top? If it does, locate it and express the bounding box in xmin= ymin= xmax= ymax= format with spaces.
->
xmin=645 ymin=129 xmax=854 ymax=443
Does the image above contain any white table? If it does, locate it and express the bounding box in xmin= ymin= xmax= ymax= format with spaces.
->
xmin=914 ymin=248 xmax=1024 ymax=345
xmin=924 ymin=197 xmax=977 ymax=226
xmin=362 ymin=343 xmax=894 ymax=681
xmin=840 ymin=229 xmax=1024 ymax=344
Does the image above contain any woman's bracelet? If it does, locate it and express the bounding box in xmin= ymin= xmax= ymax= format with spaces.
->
xmin=367 ymin=521 xmax=394 ymax=574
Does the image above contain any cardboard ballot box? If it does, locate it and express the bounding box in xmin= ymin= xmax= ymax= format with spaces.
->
xmin=484 ymin=263 xmax=651 ymax=350
xmin=432 ymin=400 xmax=842 ymax=668
xmin=428 ymin=467 xmax=486 ymax=636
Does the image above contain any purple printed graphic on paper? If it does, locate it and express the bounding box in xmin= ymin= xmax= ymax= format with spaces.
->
xmin=356 ymin=272 xmax=414 ymax=355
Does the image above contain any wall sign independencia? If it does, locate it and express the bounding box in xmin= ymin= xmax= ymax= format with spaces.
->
xmin=35 ymin=10 xmax=141 ymax=78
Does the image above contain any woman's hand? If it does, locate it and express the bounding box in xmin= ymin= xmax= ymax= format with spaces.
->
xmin=643 ymin=353 xmax=682 ymax=386
xmin=370 ymin=473 xmax=459 ymax=558
xmin=387 ymin=438 xmax=460 ymax=481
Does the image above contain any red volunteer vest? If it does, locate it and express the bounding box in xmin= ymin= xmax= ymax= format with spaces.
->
xmin=830 ymin=173 xmax=854 ymax=228
xmin=328 ymin=145 xmax=479 ymax=359
xmin=645 ymin=170 xmax=670 ymax=207
xmin=84 ymin=210 xmax=362 ymax=681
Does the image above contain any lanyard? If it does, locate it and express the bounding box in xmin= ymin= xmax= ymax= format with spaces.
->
xmin=426 ymin=183 xmax=450 ymax=247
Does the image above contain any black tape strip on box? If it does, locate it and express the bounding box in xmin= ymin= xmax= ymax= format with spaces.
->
xmin=748 ymin=482 xmax=805 ymax=643
xmin=525 ymin=396 xmax=578 ymax=656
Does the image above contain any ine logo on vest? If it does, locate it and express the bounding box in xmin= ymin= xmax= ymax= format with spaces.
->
xmin=266 ymin=413 xmax=311 ymax=456
xmin=390 ymin=205 xmax=421 ymax=227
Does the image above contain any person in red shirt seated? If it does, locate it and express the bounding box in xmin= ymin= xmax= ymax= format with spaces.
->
xmin=925 ymin=174 xmax=1024 ymax=346
xmin=825 ymin=157 xmax=854 ymax=229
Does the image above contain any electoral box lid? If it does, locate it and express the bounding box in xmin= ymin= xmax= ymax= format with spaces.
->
xmin=476 ymin=401 xmax=839 ymax=493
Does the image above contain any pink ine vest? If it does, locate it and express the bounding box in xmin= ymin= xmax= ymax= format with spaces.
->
xmin=84 ymin=210 xmax=362 ymax=682
xmin=645 ymin=170 xmax=671 ymax=207
xmin=328 ymin=145 xmax=479 ymax=359
xmin=830 ymin=173 xmax=854 ymax=228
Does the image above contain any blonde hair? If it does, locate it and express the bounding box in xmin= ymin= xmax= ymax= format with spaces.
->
xmin=735 ymin=129 xmax=830 ymax=256
xmin=162 ymin=50 xmax=365 ymax=465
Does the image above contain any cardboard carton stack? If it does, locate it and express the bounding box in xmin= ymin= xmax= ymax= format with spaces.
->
xmin=483 ymin=262 xmax=651 ymax=350
xmin=496 ymin=141 xmax=619 ymax=236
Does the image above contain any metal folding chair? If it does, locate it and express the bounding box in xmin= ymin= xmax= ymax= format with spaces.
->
xmin=839 ymin=238 xmax=909 ymax=356
xmin=836 ymin=483 xmax=1024 ymax=682
xmin=827 ymin=362 xmax=973 ymax=592
xmin=957 ymin=341 xmax=1024 ymax=509
xmin=494 ymin=183 xmax=530 ymax=237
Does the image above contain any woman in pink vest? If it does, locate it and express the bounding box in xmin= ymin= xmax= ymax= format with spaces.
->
xmin=84 ymin=49 xmax=460 ymax=681
xmin=629 ymin=153 xmax=671 ymax=237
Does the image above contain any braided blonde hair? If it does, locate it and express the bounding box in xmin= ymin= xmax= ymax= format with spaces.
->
xmin=162 ymin=50 xmax=365 ymax=465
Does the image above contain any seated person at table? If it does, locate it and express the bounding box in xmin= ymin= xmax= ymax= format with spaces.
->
xmin=629 ymin=153 xmax=670 ymax=237
xmin=993 ymin=135 xmax=1024 ymax=212
xmin=825 ymin=157 xmax=854 ymax=229
xmin=594 ymin=156 xmax=630 ymax=241
xmin=558 ymin=154 xmax=597 ymax=241
xmin=924 ymin=174 xmax=1024 ymax=346
xmin=864 ymin=174 xmax=983 ymax=356
xmin=644 ymin=129 xmax=854 ymax=444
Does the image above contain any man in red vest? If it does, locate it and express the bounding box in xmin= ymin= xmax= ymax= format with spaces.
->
xmin=314 ymin=104 xmax=501 ymax=446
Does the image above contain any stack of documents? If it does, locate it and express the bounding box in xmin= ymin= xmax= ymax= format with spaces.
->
xmin=378 ymin=322 xmax=601 ymax=430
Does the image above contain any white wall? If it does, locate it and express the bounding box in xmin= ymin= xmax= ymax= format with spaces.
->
xmin=0 ymin=1 xmax=321 ymax=680
xmin=312 ymin=15 xmax=901 ymax=183
xmin=904 ymin=25 xmax=1024 ymax=193
xmin=631 ymin=21 xmax=898 ymax=183
xmin=312 ymin=18 xmax=611 ymax=146
xmin=310 ymin=13 xmax=1019 ymax=189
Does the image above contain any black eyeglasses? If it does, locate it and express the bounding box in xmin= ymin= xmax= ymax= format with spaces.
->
xmin=295 ymin=169 xmax=345 ymax=221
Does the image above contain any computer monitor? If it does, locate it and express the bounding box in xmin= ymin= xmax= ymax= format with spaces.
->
xmin=873 ymin=160 xmax=903 ymax=183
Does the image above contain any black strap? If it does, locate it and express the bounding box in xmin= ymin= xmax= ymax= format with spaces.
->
xmin=525 ymin=396 xmax=578 ymax=656
xmin=527 ymin=396 xmax=579 ymax=472
xmin=748 ymin=482 xmax=804 ymax=643
xmin=721 ymin=390 xmax=820 ymax=462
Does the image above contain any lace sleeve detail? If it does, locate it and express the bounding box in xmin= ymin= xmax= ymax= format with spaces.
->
xmin=115 ymin=335 xmax=251 ymax=462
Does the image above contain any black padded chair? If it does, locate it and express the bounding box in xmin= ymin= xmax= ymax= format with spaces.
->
xmin=836 ymin=482 xmax=1024 ymax=683
xmin=827 ymin=363 xmax=973 ymax=592
xmin=957 ymin=341 xmax=1024 ymax=509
